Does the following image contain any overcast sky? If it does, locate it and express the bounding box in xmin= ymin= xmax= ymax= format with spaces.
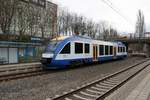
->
xmin=49 ymin=0 xmax=150 ymax=33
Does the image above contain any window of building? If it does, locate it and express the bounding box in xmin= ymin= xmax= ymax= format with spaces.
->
xmin=110 ymin=46 xmax=113 ymax=55
xmin=84 ymin=43 xmax=90 ymax=53
xmin=99 ymin=45 xmax=104 ymax=55
xmin=105 ymin=45 xmax=109 ymax=55
xmin=60 ymin=42 xmax=70 ymax=54
xmin=75 ymin=43 xmax=83 ymax=54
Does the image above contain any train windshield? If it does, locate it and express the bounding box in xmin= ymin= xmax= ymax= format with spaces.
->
xmin=45 ymin=40 xmax=61 ymax=53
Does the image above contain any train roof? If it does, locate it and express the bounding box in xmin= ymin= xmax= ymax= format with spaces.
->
xmin=52 ymin=36 xmax=70 ymax=41
xmin=52 ymin=35 xmax=125 ymax=46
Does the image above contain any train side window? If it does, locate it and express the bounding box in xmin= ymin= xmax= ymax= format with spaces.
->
xmin=99 ymin=45 xmax=104 ymax=55
xmin=105 ymin=45 xmax=109 ymax=55
xmin=75 ymin=42 xmax=83 ymax=54
xmin=120 ymin=47 xmax=121 ymax=52
xmin=121 ymin=47 xmax=123 ymax=52
xmin=108 ymin=46 xmax=110 ymax=55
xmin=85 ymin=43 xmax=90 ymax=53
xmin=120 ymin=47 xmax=122 ymax=52
xmin=118 ymin=47 xmax=121 ymax=53
xmin=124 ymin=47 xmax=126 ymax=52
xmin=110 ymin=46 xmax=113 ymax=55
xmin=121 ymin=47 xmax=122 ymax=52
xmin=123 ymin=47 xmax=125 ymax=52
xmin=60 ymin=42 xmax=70 ymax=54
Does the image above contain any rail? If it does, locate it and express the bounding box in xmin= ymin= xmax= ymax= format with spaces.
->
xmin=52 ymin=58 xmax=150 ymax=100
xmin=0 ymin=63 xmax=46 ymax=82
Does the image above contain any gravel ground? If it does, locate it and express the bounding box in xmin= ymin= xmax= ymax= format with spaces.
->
xmin=0 ymin=57 xmax=144 ymax=100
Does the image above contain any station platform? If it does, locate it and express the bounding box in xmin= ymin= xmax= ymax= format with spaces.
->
xmin=125 ymin=71 xmax=150 ymax=100
xmin=0 ymin=62 xmax=41 ymax=69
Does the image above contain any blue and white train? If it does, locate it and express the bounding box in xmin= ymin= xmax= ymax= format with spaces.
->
xmin=41 ymin=35 xmax=127 ymax=69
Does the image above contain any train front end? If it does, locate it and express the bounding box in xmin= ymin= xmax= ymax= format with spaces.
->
xmin=41 ymin=36 xmax=71 ymax=69
xmin=41 ymin=40 xmax=60 ymax=69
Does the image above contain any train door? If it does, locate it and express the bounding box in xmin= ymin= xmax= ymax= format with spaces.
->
xmin=93 ymin=45 xmax=98 ymax=61
xmin=113 ymin=47 xmax=117 ymax=59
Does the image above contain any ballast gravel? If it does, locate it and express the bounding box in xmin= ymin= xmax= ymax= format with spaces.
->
xmin=0 ymin=57 xmax=144 ymax=100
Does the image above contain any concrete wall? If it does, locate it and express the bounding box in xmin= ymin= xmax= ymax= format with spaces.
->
xmin=128 ymin=43 xmax=150 ymax=57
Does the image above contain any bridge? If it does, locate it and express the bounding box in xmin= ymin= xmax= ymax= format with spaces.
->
xmin=112 ymin=37 xmax=150 ymax=57
xmin=113 ymin=37 xmax=150 ymax=43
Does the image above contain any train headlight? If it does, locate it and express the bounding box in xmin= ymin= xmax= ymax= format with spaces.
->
xmin=42 ymin=53 xmax=54 ymax=58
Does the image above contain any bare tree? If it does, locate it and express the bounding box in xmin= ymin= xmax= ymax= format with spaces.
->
xmin=135 ymin=9 xmax=145 ymax=38
xmin=16 ymin=2 xmax=30 ymax=37
xmin=134 ymin=10 xmax=145 ymax=52
xmin=72 ymin=16 xmax=87 ymax=35
xmin=57 ymin=8 xmax=66 ymax=35
xmin=56 ymin=7 xmax=118 ymax=40
xmin=39 ymin=8 xmax=51 ymax=38
xmin=26 ymin=4 xmax=41 ymax=37
xmin=0 ymin=0 xmax=18 ymax=34
xmin=99 ymin=21 xmax=109 ymax=40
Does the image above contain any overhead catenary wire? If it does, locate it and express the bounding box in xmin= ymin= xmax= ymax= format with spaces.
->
xmin=101 ymin=0 xmax=133 ymax=25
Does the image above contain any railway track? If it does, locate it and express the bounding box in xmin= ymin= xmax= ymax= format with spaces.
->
xmin=52 ymin=59 xmax=150 ymax=100
xmin=0 ymin=64 xmax=47 ymax=81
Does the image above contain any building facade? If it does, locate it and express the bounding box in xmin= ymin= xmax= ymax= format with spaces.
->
xmin=9 ymin=0 xmax=57 ymax=38
xmin=0 ymin=0 xmax=57 ymax=64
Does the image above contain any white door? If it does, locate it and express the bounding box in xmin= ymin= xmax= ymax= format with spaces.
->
xmin=9 ymin=48 xmax=18 ymax=63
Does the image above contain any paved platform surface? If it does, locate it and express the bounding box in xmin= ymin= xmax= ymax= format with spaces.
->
xmin=125 ymin=71 xmax=150 ymax=100
xmin=0 ymin=62 xmax=40 ymax=69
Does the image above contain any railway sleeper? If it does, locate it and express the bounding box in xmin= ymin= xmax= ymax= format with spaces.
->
xmin=65 ymin=95 xmax=84 ymax=100
xmin=0 ymin=69 xmax=41 ymax=77
xmin=80 ymin=91 xmax=99 ymax=98
xmin=112 ymin=74 xmax=127 ymax=80
xmin=95 ymin=84 xmax=112 ymax=90
xmin=2 ymin=66 xmax=40 ymax=72
xmin=86 ymin=89 xmax=103 ymax=95
xmin=91 ymin=86 xmax=107 ymax=93
xmin=102 ymin=81 xmax=118 ymax=86
xmin=99 ymin=82 xmax=115 ymax=87
xmin=89 ymin=87 xmax=106 ymax=94
xmin=111 ymin=75 xmax=125 ymax=79
xmin=82 ymin=89 xmax=102 ymax=96
xmin=107 ymin=78 xmax=120 ymax=82
xmin=73 ymin=93 xmax=95 ymax=100
xmin=118 ymin=74 xmax=133 ymax=80
xmin=65 ymin=97 xmax=76 ymax=100
xmin=105 ymin=79 xmax=120 ymax=84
